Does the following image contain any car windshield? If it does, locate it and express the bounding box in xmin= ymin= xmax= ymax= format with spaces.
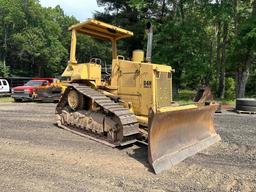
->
xmin=25 ymin=80 xmax=45 ymax=86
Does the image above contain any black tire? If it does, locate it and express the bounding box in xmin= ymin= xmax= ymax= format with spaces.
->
xmin=14 ymin=98 xmax=22 ymax=102
xmin=236 ymin=98 xmax=256 ymax=107
xmin=236 ymin=105 xmax=256 ymax=112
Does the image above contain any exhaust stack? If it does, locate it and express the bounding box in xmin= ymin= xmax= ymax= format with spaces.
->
xmin=146 ymin=22 xmax=153 ymax=63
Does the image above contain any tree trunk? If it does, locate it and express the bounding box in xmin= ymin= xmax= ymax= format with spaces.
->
xmin=236 ymin=71 xmax=248 ymax=98
xmin=233 ymin=0 xmax=238 ymax=35
xmin=179 ymin=1 xmax=184 ymax=21
xmin=172 ymin=1 xmax=177 ymax=18
xmin=205 ymin=41 xmax=214 ymax=86
xmin=236 ymin=50 xmax=254 ymax=98
xmin=235 ymin=0 xmax=256 ymax=98
xmin=253 ymin=0 xmax=256 ymax=15
xmin=160 ymin=0 xmax=166 ymax=21
xmin=219 ymin=22 xmax=228 ymax=99
xmin=216 ymin=21 xmax=221 ymax=94
xmin=32 ymin=54 xmax=35 ymax=76
xmin=38 ymin=65 xmax=42 ymax=77
xmin=3 ymin=26 xmax=7 ymax=69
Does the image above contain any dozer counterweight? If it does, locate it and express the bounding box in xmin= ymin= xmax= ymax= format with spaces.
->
xmin=56 ymin=19 xmax=221 ymax=174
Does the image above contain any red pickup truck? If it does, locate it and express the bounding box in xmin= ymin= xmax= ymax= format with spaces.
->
xmin=11 ymin=78 xmax=53 ymax=102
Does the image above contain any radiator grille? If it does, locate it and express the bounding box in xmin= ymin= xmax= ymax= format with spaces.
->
xmin=14 ymin=90 xmax=24 ymax=94
xmin=156 ymin=72 xmax=172 ymax=108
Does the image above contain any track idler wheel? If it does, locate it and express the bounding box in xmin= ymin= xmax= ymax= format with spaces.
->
xmin=67 ymin=90 xmax=84 ymax=110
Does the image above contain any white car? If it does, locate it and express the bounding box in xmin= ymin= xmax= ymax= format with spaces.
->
xmin=0 ymin=79 xmax=10 ymax=93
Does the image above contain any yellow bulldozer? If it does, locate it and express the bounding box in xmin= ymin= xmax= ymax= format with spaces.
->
xmin=56 ymin=19 xmax=221 ymax=174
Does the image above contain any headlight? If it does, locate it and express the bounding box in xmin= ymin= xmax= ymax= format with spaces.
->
xmin=24 ymin=89 xmax=31 ymax=94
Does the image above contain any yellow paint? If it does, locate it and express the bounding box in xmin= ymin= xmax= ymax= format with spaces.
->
xmin=110 ymin=59 xmax=174 ymax=116
xmin=62 ymin=19 xmax=134 ymax=85
xmin=157 ymin=105 xmax=198 ymax=113
xmin=132 ymin=50 xmax=144 ymax=62
xmin=62 ymin=63 xmax=101 ymax=85
xmin=68 ymin=19 xmax=133 ymax=41
xmin=70 ymin=30 xmax=77 ymax=64
xmin=62 ymin=19 xmax=203 ymax=123
xmin=136 ymin=115 xmax=148 ymax=126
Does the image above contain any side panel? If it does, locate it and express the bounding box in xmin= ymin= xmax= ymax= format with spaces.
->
xmin=62 ymin=63 xmax=102 ymax=86
xmin=116 ymin=60 xmax=156 ymax=116
xmin=138 ymin=64 xmax=155 ymax=116
xmin=117 ymin=60 xmax=141 ymax=114
xmin=114 ymin=60 xmax=173 ymax=116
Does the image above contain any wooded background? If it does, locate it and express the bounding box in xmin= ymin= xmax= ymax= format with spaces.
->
xmin=0 ymin=0 xmax=256 ymax=98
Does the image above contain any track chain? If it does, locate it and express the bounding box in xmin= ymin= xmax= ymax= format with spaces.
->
xmin=56 ymin=84 xmax=139 ymax=146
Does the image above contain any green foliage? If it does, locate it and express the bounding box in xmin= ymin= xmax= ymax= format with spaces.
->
xmin=0 ymin=0 xmax=255 ymax=99
xmin=174 ymin=89 xmax=197 ymax=102
xmin=218 ymin=99 xmax=235 ymax=105
xmin=96 ymin=0 xmax=256 ymax=98
xmin=229 ymin=17 xmax=256 ymax=71
xmin=246 ymin=71 xmax=256 ymax=97
xmin=0 ymin=0 xmax=109 ymax=77
xmin=225 ymin=77 xmax=235 ymax=99
xmin=0 ymin=61 xmax=9 ymax=77
xmin=154 ymin=18 xmax=211 ymax=89
xmin=76 ymin=35 xmax=112 ymax=65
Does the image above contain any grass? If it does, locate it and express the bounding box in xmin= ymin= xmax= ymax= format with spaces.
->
xmin=174 ymin=89 xmax=197 ymax=104
xmin=0 ymin=97 xmax=14 ymax=103
xmin=174 ymin=89 xmax=236 ymax=105
xmin=217 ymin=99 xmax=235 ymax=105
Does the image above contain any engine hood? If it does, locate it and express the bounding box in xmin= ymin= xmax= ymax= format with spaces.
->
xmin=13 ymin=86 xmax=34 ymax=91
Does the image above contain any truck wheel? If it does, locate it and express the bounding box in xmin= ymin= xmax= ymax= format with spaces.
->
xmin=14 ymin=98 xmax=22 ymax=102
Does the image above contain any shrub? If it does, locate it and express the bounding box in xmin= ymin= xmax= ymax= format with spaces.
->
xmin=225 ymin=77 xmax=235 ymax=99
xmin=0 ymin=61 xmax=10 ymax=77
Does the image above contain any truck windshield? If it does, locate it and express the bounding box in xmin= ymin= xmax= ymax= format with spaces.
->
xmin=25 ymin=80 xmax=45 ymax=86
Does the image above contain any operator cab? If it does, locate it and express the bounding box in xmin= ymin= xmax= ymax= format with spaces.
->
xmin=89 ymin=58 xmax=111 ymax=82
xmin=61 ymin=19 xmax=133 ymax=86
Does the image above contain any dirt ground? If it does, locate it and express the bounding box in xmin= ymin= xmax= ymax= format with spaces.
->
xmin=0 ymin=102 xmax=255 ymax=192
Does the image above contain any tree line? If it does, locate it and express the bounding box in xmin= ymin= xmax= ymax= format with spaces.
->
xmin=0 ymin=0 xmax=111 ymax=78
xmin=96 ymin=0 xmax=256 ymax=98
xmin=0 ymin=0 xmax=256 ymax=98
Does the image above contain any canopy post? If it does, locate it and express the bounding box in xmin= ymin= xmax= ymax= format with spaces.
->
xmin=112 ymin=39 xmax=117 ymax=60
xmin=69 ymin=29 xmax=77 ymax=64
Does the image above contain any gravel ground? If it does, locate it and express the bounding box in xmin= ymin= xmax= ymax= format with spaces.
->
xmin=0 ymin=102 xmax=255 ymax=192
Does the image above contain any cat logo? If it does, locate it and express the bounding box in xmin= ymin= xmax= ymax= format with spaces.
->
xmin=144 ymin=81 xmax=152 ymax=88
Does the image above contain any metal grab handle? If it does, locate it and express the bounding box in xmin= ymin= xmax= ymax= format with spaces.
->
xmin=117 ymin=55 xmax=125 ymax=60
xmin=89 ymin=58 xmax=102 ymax=65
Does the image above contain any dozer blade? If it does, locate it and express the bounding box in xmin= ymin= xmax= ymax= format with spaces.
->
xmin=148 ymin=104 xmax=221 ymax=174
